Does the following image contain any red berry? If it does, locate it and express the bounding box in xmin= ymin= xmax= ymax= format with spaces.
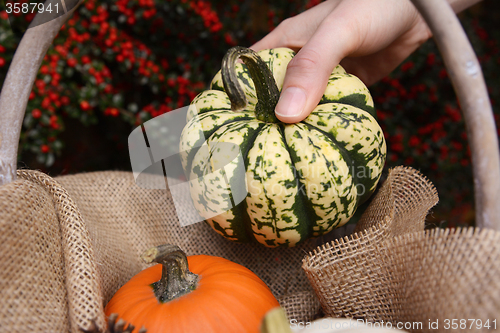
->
xmin=67 ymin=58 xmax=77 ymax=67
xmin=61 ymin=96 xmax=70 ymax=105
xmin=41 ymin=145 xmax=50 ymax=153
xmin=104 ymin=85 xmax=113 ymax=93
xmin=41 ymin=97 xmax=51 ymax=109
xmin=32 ymin=109 xmax=42 ymax=119
xmin=82 ymin=56 xmax=91 ymax=64
xmin=80 ymin=100 xmax=91 ymax=111
xmin=49 ymin=92 xmax=59 ymax=102
xmin=106 ymin=107 xmax=120 ymax=117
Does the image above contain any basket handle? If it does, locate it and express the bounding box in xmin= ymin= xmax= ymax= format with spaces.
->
xmin=411 ymin=0 xmax=500 ymax=230
xmin=0 ymin=0 xmax=83 ymax=186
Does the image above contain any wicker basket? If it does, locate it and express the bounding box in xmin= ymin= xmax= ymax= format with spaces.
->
xmin=0 ymin=0 xmax=499 ymax=332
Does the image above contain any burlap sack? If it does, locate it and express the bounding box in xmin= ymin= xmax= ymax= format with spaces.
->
xmin=303 ymin=166 xmax=500 ymax=332
xmin=0 ymin=169 xmax=332 ymax=332
xmin=2 ymin=166 xmax=498 ymax=333
xmin=0 ymin=170 xmax=104 ymax=332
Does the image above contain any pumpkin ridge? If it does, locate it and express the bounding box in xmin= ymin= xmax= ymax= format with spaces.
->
xmin=187 ymin=90 xmax=233 ymax=120
xmin=243 ymin=124 xmax=284 ymax=246
xmin=304 ymin=107 xmax=386 ymax=204
xmin=300 ymin=121 xmax=360 ymax=207
xmin=183 ymin=114 xmax=256 ymax=177
xmin=250 ymin=125 xmax=282 ymax=246
xmin=187 ymin=120 xmax=262 ymax=241
xmin=327 ymin=97 xmax=376 ymax=117
xmin=233 ymin=125 xmax=265 ymax=244
xmin=236 ymin=69 xmax=255 ymax=97
xmin=284 ymin=122 xmax=358 ymax=233
xmin=319 ymin=71 xmax=375 ymax=116
xmin=216 ymin=123 xmax=264 ymax=244
xmin=277 ymin=123 xmax=315 ymax=243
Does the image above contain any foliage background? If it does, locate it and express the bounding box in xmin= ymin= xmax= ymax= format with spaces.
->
xmin=0 ymin=0 xmax=499 ymax=228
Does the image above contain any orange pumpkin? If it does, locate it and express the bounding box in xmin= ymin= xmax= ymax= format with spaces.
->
xmin=104 ymin=245 xmax=279 ymax=333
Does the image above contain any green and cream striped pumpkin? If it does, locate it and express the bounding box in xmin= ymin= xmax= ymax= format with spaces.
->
xmin=179 ymin=47 xmax=386 ymax=247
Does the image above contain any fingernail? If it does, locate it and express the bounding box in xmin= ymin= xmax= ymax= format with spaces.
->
xmin=275 ymin=87 xmax=306 ymax=117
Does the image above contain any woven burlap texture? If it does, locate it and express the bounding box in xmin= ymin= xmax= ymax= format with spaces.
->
xmin=3 ymin=166 xmax=498 ymax=333
xmin=0 ymin=171 xmax=71 ymax=332
xmin=303 ymin=166 xmax=500 ymax=332
xmin=1 ymin=169 xmax=336 ymax=332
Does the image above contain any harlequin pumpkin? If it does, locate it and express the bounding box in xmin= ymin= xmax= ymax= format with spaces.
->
xmin=104 ymin=244 xmax=279 ymax=333
xmin=180 ymin=46 xmax=386 ymax=247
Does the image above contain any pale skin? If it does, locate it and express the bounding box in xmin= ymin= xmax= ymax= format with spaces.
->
xmin=251 ymin=0 xmax=482 ymax=123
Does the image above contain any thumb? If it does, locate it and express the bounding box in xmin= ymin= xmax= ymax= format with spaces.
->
xmin=275 ymin=18 xmax=353 ymax=123
xmin=275 ymin=48 xmax=336 ymax=123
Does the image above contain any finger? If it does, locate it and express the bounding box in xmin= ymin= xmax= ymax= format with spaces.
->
xmin=340 ymin=8 xmax=431 ymax=85
xmin=275 ymin=13 xmax=357 ymax=123
xmin=275 ymin=0 xmax=423 ymax=123
xmin=250 ymin=0 xmax=341 ymax=52
xmin=341 ymin=21 xmax=430 ymax=86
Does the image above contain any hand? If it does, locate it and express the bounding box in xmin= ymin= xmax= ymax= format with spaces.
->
xmin=251 ymin=0 xmax=479 ymax=123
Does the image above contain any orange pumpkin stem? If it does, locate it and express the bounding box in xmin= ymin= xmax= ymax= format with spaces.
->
xmin=141 ymin=245 xmax=198 ymax=303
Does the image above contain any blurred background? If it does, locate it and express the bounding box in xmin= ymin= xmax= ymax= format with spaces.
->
xmin=0 ymin=0 xmax=498 ymax=228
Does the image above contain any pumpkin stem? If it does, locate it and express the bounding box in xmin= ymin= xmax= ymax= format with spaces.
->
xmin=141 ymin=244 xmax=198 ymax=303
xmin=222 ymin=46 xmax=280 ymax=123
